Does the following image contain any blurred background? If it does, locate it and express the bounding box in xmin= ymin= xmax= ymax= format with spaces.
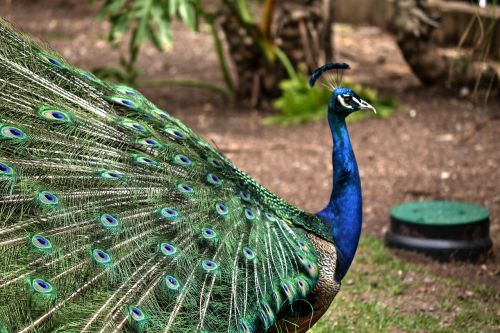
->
xmin=1 ymin=0 xmax=498 ymax=331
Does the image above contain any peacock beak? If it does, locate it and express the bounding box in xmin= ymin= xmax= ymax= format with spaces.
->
xmin=356 ymin=98 xmax=376 ymax=114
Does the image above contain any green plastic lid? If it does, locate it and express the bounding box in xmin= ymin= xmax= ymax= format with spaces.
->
xmin=390 ymin=201 xmax=489 ymax=226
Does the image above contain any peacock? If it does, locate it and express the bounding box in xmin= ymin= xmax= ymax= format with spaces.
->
xmin=0 ymin=18 xmax=375 ymax=333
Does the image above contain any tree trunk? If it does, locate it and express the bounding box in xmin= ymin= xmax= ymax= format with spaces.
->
xmin=275 ymin=0 xmax=334 ymax=70
xmin=393 ymin=0 xmax=498 ymax=91
xmin=218 ymin=4 xmax=284 ymax=105
xmin=217 ymin=0 xmax=335 ymax=105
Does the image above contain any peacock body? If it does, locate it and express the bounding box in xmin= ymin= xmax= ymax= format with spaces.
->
xmin=0 ymin=18 xmax=374 ymax=333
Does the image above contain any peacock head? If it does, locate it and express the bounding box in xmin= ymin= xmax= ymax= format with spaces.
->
xmin=310 ymin=63 xmax=376 ymax=118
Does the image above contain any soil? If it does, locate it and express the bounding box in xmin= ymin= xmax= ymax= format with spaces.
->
xmin=2 ymin=0 xmax=499 ymax=292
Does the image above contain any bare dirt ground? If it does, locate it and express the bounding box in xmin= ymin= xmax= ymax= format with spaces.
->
xmin=2 ymin=0 xmax=499 ymax=293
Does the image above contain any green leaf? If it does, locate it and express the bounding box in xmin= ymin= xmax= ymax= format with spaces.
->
xmin=109 ymin=13 xmax=131 ymax=40
xmin=146 ymin=24 xmax=162 ymax=50
xmin=151 ymin=4 xmax=173 ymax=46
xmin=169 ymin=0 xmax=179 ymax=17
xmin=236 ymin=0 xmax=253 ymax=23
xmin=96 ymin=0 xmax=127 ymax=20
xmin=178 ymin=1 xmax=198 ymax=30
xmin=131 ymin=20 xmax=147 ymax=48
xmin=94 ymin=0 xmax=202 ymax=84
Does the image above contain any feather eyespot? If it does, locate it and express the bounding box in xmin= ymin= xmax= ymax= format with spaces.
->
xmin=42 ymin=111 xmax=68 ymax=122
xmin=172 ymin=130 xmax=185 ymax=139
xmin=296 ymin=240 xmax=310 ymax=253
xmin=42 ymin=54 xmax=65 ymax=69
xmin=264 ymin=212 xmax=277 ymax=222
xmin=206 ymin=173 xmax=222 ymax=186
xmin=31 ymin=278 xmax=54 ymax=294
xmin=114 ymin=85 xmax=140 ymax=98
xmin=37 ymin=50 xmax=67 ymax=69
xmin=122 ymin=120 xmax=149 ymax=133
xmin=173 ymin=154 xmax=192 ymax=166
xmin=259 ymin=303 xmax=276 ymax=329
xmin=48 ymin=111 xmax=64 ymax=120
xmin=0 ymin=163 xmax=9 ymax=173
xmin=138 ymin=138 xmax=162 ymax=148
xmin=74 ymin=69 xmax=100 ymax=83
xmin=99 ymin=170 xmax=124 ymax=180
xmin=262 ymin=303 xmax=274 ymax=317
xmin=30 ymin=235 xmax=52 ymax=251
xmin=99 ymin=214 xmax=121 ymax=230
xmin=239 ymin=321 xmax=253 ymax=333
xmin=135 ymin=155 xmax=157 ymax=166
xmin=38 ymin=106 xmax=72 ymax=123
xmin=159 ymin=242 xmax=177 ymax=256
xmin=296 ymin=252 xmax=319 ymax=278
xmin=208 ymin=157 xmax=223 ymax=168
xmin=164 ymin=127 xmax=186 ymax=140
xmin=123 ymin=99 xmax=134 ymax=107
xmin=1 ymin=125 xmax=27 ymax=140
xmin=280 ymin=280 xmax=296 ymax=301
xmin=244 ymin=207 xmax=256 ymax=220
xmin=164 ymin=275 xmax=181 ymax=291
xmin=48 ymin=58 xmax=62 ymax=67
xmin=215 ymin=203 xmax=228 ymax=216
xmin=242 ymin=246 xmax=256 ymax=260
xmin=306 ymin=263 xmax=319 ymax=277
xmin=177 ymin=183 xmax=194 ymax=195
xmin=128 ymin=306 xmax=146 ymax=322
xmin=145 ymin=139 xmax=158 ymax=145
xmin=272 ymin=290 xmax=282 ymax=312
xmin=259 ymin=302 xmax=276 ymax=329
xmin=108 ymin=95 xmax=142 ymax=111
xmin=152 ymin=108 xmax=173 ymax=121
xmin=160 ymin=208 xmax=179 ymax=219
xmin=92 ymin=249 xmax=112 ymax=265
xmin=240 ymin=191 xmax=252 ymax=203
xmin=201 ymin=227 xmax=217 ymax=240
xmin=296 ymin=277 xmax=310 ymax=297
xmin=0 ymin=162 xmax=14 ymax=176
xmin=37 ymin=191 xmax=59 ymax=206
xmin=201 ymin=260 xmax=218 ymax=272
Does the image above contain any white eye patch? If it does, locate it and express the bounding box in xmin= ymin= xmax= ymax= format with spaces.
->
xmin=337 ymin=94 xmax=353 ymax=109
xmin=352 ymin=96 xmax=362 ymax=105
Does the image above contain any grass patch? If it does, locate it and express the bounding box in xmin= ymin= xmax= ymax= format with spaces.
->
xmin=309 ymin=236 xmax=499 ymax=333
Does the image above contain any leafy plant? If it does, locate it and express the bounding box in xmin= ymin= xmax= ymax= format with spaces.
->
xmin=263 ymin=66 xmax=398 ymax=126
xmin=91 ymin=0 xmax=333 ymax=101
xmin=263 ymin=67 xmax=331 ymax=126
xmin=91 ymin=0 xmax=200 ymax=83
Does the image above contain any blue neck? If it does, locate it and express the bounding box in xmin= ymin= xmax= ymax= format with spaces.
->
xmin=316 ymin=107 xmax=362 ymax=282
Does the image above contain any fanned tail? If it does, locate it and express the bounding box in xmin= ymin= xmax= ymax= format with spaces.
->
xmin=0 ymin=18 xmax=326 ymax=333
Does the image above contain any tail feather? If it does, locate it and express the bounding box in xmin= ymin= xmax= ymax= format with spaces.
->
xmin=0 ymin=18 xmax=329 ymax=332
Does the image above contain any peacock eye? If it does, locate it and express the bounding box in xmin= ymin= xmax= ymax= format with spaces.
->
xmin=343 ymin=96 xmax=352 ymax=103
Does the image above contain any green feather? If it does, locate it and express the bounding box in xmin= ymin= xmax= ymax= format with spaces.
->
xmin=0 ymin=17 xmax=333 ymax=333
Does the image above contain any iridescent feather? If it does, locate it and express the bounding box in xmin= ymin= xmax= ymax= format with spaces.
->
xmin=0 ymin=18 xmax=338 ymax=333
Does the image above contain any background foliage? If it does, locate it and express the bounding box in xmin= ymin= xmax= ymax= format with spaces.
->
xmin=91 ymin=0 xmax=200 ymax=83
xmin=264 ymin=66 xmax=398 ymax=126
